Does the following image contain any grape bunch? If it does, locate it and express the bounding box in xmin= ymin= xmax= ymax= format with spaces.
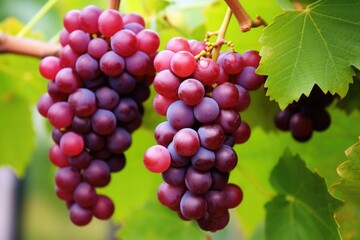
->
xmin=37 ymin=5 xmax=159 ymax=226
xmin=143 ymin=37 xmax=266 ymax=232
xmin=274 ymin=85 xmax=334 ymax=142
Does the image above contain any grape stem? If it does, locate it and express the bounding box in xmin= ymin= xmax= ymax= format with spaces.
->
xmin=224 ymin=0 xmax=267 ymax=32
xmin=211 ymin=7 xmax=232 ymax=61
xmin=0 ymin=31 xmax=60 ymax=58
xmin=108 ymin=0 xmax=121 ymax=10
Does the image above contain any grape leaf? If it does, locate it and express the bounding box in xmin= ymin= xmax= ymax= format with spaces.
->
xmin=265 ymin=150 xmax=342 ymax=240
xmin=333 ymin=137 xmax=360 ymax=205
xmin=257 ymin=0 xmax=360 ymax=110
xmin=336 ymin=73 xmax=360 ymax=114
xmin=0 ymin=98 xmax=35 ymax=176
xmin=277 ymin=0 xmax=317 ymax=10
xmin=118 ymin=200 xmax=205 ymax=240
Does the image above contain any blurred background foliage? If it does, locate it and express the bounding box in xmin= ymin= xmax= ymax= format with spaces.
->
xmin=0 ymin=0 xmax=359 ymax=240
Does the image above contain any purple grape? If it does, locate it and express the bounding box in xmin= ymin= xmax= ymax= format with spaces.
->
xmin=180 ymin=191 xmax=207 ymax=220
xmin=191 ymin=147 xmax=215 ymax=171
xmin=83 ymin=159 xmax=111 ymax=187
xmin=73 ymin=182 xmax=97 ymax=208
xmin=106 ymin=127 xmax=132 ymax=154
xmin=185 ymin=166 xmax=212 ymax=194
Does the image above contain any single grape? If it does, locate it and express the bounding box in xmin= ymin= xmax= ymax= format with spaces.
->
xmin=60 ymin=131 xmax=85 ymax=157
xmin=99 ymin=51 xmax=125 ymax=77
xmin=98 ymin=9 xmax=123 ymax=37
xmin=153 ymin=70 xmax=182 ymax=98
xmin=55 ymin=166 xmax=81 ymax=191
xmin=180 ymin=191 xmax=207 ymax=220
xmin=191 ymin=147 xmax=215 ymax=171
xmin=157 ymin=182 xmax=185 ymax=208
xmin=92 ymin=195 xmax=115 ymax=220
xmin=68 ymin=88 xmax=97 ymax=117
xmin=162 ymin=166 xmax=186 ymax=186
xmin=173 ymin=128 xmax=200 ymax=157
xmin=39 ymin=56 xmax=61 ymax=80
xmin=47 ymin=102 xmax=74 ymax=129
xmin=185 ymin=166 xmax=212 ymax=194
xmin=73 ymin=182 xmax=97 ymax=208
xmin=105 ymin=127 xmax=132 ymax=154
xmin=143 ymin=145 xmax=171 ymax=173
xmin=83 ymin=159 xmax=111 ymax=187
xmin=197 ymin=124 xmax=225 ymax=150
xmin=170 ymin=51 xmax=197 ymax=77
xmin=167 ymin=100 xmax=195 ymax=130
xmin=136 ymin=29 xmax=160 ymax=55
xmin=214 ymin=145 xmax=238 ymax=172
xmin=178 ymin=78 xmax=205 ymax=106
xmin=194 ymin=97 xmax=220 ymax=124
xmin=224 ymin=183 xmax=243 ymax=208
xmin=192 ymin=57 xmax=220 ymax=85
xmin=91 ymin=109 xmax=117 ymax=135
xmin=111 ymin=29 xmax=138 ymax=57
xmin=166 ymin=37 xmax=191 ymax=53
xmin=69 ymin=203 xmax=93 ymax=226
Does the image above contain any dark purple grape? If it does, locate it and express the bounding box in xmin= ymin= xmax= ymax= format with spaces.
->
xmin=215 ymin=145 xmax=238 ymax=172
xmin=194 ymin=97 xmax=220 ymax=124
xmin=289 ymin=112 xmax=313 ymax=142
xmin=68 ymin=88 xmax=97 ymax=117
xmin=211 ymin=169 xmax=229 ymax=190
xmin=72 ymin=116 xmax=91 ymax=134
xmin=106 ymin=127 xmax=132 ymax=154
xmin=157 ymin=182 xmax=185 ymax=209
xmin=197 ymin=124 xmax=225 ymax=150
xmin=95 ymin=86 xmax=120 ymax=110
xmin=55 ymin=166 xmax=81 ymax=191
xmin=73 ymin=182 xmax=97 ymax=208
xmin=215 ymin=109 xmax=241 ymax=133
xmin=205 ymin=190 xmax=228 ymax=214
xmin=180 ymin=191 xmax=207 ymax=220
xmin=185 ymin=166 xmax=212 ymax=194
xmin=191 ymin=147 xmax=215 ymax=171
xmin=162 ymin=166 xmax=186 ymax=186
xmin=92 ymin=195 xmax=115 ymax=220
xmin=69 ymin=203 xmax=93 ymax=226
xmin=109 ymin=72 xmax=137 ymax=94
xmin=154 ymin=121 xmax=177 ymax=147
xmin=91 ymin=109 xmax=117 ymax=135
xmin=275 ymin=108 xmax=292 ymax=131
xmin=83 ymin=159 xmax=111 ymax=187
xmin=106 ymin=154 xmax=126 ymax=172
xmin=167 ymin=100 xmax=195 ymax=130
xmin=84 ymin=132 xmax=105 ymax=151
xmin=75 ymin=53 xmax=101 ymax=80
xmin=113 ymin=98 xmax=139 ymax=123
xmin=68 ymin=150 xmax=91 ymax=169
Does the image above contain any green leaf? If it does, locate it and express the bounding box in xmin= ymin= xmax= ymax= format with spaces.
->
xmin=336 ymin=74 xmax=360 ymax=114
xmin=118 ymin=200 xmax=206 ymax=240
xmin=257 ymin=0 xmax=360 ymax=110
xmin=266 ymin=150 xmax=342 ymax=240
xmin=277 ymin=0 xmax=317 ymax=10
xmin=334 ymin=137 xmax=360 ymax=205
xmin=336 ymin=202 xmax=360 ymax=240
xmin=0 ymin=97 xmax=35 ymax=176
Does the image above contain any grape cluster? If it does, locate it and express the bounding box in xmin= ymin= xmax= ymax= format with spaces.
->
xmin=37 ymin=5 xmax=159 ymax=226
xmin=274 ymin=85 xmax=334 ymax=142
xmin=143 ymin=37 xmax=266 ymax=232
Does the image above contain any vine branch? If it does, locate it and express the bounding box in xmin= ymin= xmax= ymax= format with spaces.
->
xmin=211 ymin=7 xmax=232 ymax=61
xmin=108 ymin=0 xmax=121 ymax=10
xmin=0 ymin=32 xmax=60 ymax=58
xmin=224 ymin=0 xmax=267 ymax=32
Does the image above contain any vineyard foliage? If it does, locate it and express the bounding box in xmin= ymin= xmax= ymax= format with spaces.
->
xmin=0 ymin=0 xmax=359 ymax=239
